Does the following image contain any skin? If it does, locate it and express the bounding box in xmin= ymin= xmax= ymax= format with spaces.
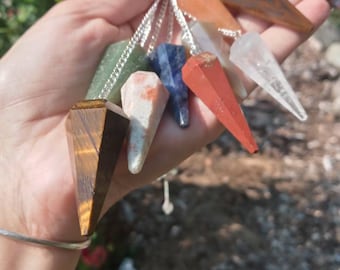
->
xmin=0 ymin=0 xmax=331 ymax=269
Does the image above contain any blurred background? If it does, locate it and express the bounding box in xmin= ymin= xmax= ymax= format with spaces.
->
xmin=1 ymin=1 xmax=339 ymax=269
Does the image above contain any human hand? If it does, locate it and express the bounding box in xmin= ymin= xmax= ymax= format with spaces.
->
xmin=0 ymin=0 xmax=331 ymax=268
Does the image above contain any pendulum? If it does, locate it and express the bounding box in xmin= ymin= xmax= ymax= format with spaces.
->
xmin=172 ymin=0 xmax=258 ymax=153
xmin=182 ymin=52 xmax=258 ymax=153
xmin=66 ymin=100 xmax=129 ymax=236
xmin=87 ymin=0 xmax=162 ymax=104
xmin=187 ymin=21 xmax=248 ymax=100
xmin=148 ymin=43 xmax=190 ymax=128
xmin=221 ymin=0 xmax=313 ymax=33
xmin=229 ymin=32 xmax=308 ymax=121
xmin=177 ymin=0 xmax=241 ymax=31
xmin=86 ymin=40 xmax=151 ymax=104
xmin=121 ymin=71 xmax=169 ymax=174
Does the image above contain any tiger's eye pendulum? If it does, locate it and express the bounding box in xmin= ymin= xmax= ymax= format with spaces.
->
xmin=178 ymin=0 xmax=241 ymax=31
xmin=221 ymin=0 xmax=314 ymax=34
xmin=66 ymin=100 xmax=129 ymax=236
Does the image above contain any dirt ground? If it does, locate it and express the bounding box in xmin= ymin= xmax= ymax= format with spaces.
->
xmin=98 ymin=32 xmax=340 ymax=270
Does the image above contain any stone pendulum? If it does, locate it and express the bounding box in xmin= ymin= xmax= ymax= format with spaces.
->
xmin=86 ymin=0 xmax=162 ymax=104
xmin=229 ymin=32 xmax=308 ymax=121
xmin=177 ymin=0 xmax=241 ymax=31
xmin=182 ymin=52 xmax=258 ymax=153
xmin=86 ymin=40 xmax=151 ymax=104
xmin=148 ymin=43 xmax=190 ymax=128
xmin=188 ymin=21 xmax=248 ymax=100
xmin=121 ymin=71 xmax=170 ymax=174
xmin=221 ymin=0 xmax=314 ymax=34
xmin=66 ymin=100 xmax=129 ymax=236
xmin=171 ymin=0 xmax=257 ymax=152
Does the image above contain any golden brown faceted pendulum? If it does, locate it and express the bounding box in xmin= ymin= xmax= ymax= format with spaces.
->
xmin=221 ymin=0 xmax=314 ymax=34
xmin=178 ymin=0 xmax=241 ymax=32
xmin=67 ymin=100 xmax=129 ymax=236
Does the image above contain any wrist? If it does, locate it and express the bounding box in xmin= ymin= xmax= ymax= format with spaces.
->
xmin=0 ymin=234 xmax=81 ymax=270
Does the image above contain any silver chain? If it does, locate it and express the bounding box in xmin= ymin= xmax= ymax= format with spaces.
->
xmin=166 ymin=4 xmax=174 ymax=43
xmin=183 ymin=9 xmax=242 ymax=41
xmin=170 ymin=0 xmax=201 ymax=55
xmin=97 ymin=0 xmax=161 ymax=99
xmin=218 ymin=28 xmax=242 ymax=40
xmin=147 ymin=0 xmax=169 ymax=54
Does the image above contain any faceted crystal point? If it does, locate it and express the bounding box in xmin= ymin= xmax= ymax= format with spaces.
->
xmin=182 ymin=52 xmax=258 ymax=153
xmin=188 ymin=21 xmax=247 ymax=99
xmin=229 ymin=32 xmax=308 ymax=121
xmin=221 ymin=0 xmax=313 ymax=33
xmin=121 ymin=71 xmax=170 ymax=174
xmin=66 ymin=100 xmax=129 ymax=235
xmin=86 ymin=40 xmax=151 ymax=104
xmin=148 ymin=43 xmax=189 ymax=128
xmin=178 ymin=0 xmax=242 ymax=31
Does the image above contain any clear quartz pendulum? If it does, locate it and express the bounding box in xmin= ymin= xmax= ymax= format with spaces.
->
xmin=229 ymin=32 xmax=308 ymax=121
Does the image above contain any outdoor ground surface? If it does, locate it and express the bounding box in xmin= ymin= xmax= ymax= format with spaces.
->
xmin=97 ymin=26 xmax=340 ymax=270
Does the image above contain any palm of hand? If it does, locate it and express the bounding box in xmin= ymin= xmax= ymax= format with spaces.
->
xmin=0 ymin=0 xmax=330 ymax=241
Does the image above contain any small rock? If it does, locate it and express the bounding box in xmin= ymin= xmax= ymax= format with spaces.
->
xmin=332 ymin=79 xmax=340 ymax=99
xmin=118 ymin=258 xmax=136 ymax=270
xmin=332 ymin=97 xmax=340 ymax=118
xmin=325 ymin=42 xmax=340 ymax=68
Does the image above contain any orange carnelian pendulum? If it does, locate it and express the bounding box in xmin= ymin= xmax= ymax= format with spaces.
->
xmin=171 ymin=0 xmax=258 ymax=153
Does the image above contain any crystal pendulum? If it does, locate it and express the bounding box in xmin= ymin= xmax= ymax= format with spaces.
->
xmin=66 ymin=100 xmax=129 ymax=235
xmin=177 ymin=0 xmax=241 ymax=31
xmin=121 ymin=71 xmax=169 ymax=174
xmin=187 ymin=21 xmax=247 ymax=100
xmin=148 ymin=43 xmax=190 ymax=127
xmin=183 ymin=52 xmax=258 ymax=153
xmin=87 ymin=0 xmax=162 ymax=104
xmin=229 ymin=32 xmax=308 ymax=121
xmin=86 ymin=40 xmax=151 ymax=104
xmin=221 ymin=0 xmax=314 ymax=34
xmin=67 ymin=1 xmax=162 ymax=235
xmin=172 ymin=0 xmax=258 ymax=153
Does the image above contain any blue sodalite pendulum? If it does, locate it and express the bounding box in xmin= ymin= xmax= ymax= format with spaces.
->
xmin=148 ymin=43 xmax=190 ymax=128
